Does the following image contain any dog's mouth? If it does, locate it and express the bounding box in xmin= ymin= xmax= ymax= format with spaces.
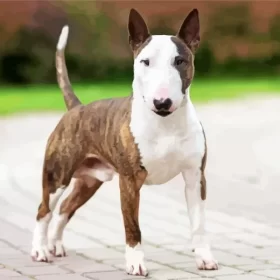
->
xmin=153 ymin=110 xmax=172 ymax=117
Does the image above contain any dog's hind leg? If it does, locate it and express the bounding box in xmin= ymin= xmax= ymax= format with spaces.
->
xmin=31 ymin=166 xmax=68 ymax=262
xmin=48 ymin=177 xmax=102 ymax=257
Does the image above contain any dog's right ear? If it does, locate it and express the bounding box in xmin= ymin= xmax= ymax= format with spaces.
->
xmin=128 ymin=8 xmax=150 ymax=52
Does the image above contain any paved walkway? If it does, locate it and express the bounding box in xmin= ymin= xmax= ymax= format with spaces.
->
xmin=1 ymin=96 xmax=280 ymax=279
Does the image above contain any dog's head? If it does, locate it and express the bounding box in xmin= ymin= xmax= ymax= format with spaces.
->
xmin=129 ymin=8 xmax=200 ymax=117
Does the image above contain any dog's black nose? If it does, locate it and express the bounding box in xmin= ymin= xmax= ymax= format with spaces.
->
xmin=153 ymin=98 xmax=172 ymax=111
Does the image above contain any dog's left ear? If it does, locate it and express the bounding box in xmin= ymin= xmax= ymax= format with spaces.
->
xmin=128 ymin=8 xmax=150 ymax=52
xmin=177 ymin=9 xmax=200 ymax=53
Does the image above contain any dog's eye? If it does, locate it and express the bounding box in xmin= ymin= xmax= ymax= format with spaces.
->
xmin=140 ymin=59 xmax=150 ymax=66
xmin=175 ymin=57 xmax=185 ymax=66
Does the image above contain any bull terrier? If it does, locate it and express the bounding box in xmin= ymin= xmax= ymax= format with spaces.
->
xmin=31 ymin=8 xmax=218 ymax=276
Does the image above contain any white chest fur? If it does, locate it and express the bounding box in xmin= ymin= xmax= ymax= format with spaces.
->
xmin=130 ymin=95 xmax=205 ymax=185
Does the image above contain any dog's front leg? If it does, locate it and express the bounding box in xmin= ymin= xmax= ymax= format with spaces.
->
xmin=182 ymin=168 xmax=218 ymax=270
xmin=119 ymin=175 xmax=147 ymax=277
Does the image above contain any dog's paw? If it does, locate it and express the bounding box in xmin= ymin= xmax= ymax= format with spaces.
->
xmin=195 ymin=248 xmax=218 ymax=270
xmin=48 ymin=240 xmax=66 ymax=257
xmin=126 ymin=262 xmax=148 ymax=276
xmin=31 ymin=245 xmax=53 ymax=262
xmin=125 ymin=244 xmax=148 ymax=276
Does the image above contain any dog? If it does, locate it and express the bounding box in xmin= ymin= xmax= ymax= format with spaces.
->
xmin=31 ymin=8 xmax=218 ymax=276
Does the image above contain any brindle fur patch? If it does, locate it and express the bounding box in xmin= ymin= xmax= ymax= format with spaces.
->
xmin=170 ymin=36 xmax=194 ymax=94
xmin=120 ymin=174 xmax=147 ymax=247
xmin=60 ymin=177 xmax=103 ymax=220
xmin=56 ymin=50 xmax=81 ymax=110
xmin=43 ymin=96 xmax=144 ymax=187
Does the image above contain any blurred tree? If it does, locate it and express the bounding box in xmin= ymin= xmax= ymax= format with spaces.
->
xmin=269 ymin=14 xmax=280 ymax=41
xmin=206 ymin=4 xmax=252 ymax=39
xmin=150 ymin=16 xmax=175 ymax=35
xmin=194 ymin=43 xmax=216 ymax=77
xmin=0 ymin=28 xmax=40 ymax=84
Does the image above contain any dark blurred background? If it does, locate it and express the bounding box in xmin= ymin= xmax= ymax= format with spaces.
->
xmin=1 ymin=0 xmax=279 ymax=84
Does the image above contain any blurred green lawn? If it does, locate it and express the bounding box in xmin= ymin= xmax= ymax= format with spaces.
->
xmin=0 ymin=78 xmax=279 ymax=115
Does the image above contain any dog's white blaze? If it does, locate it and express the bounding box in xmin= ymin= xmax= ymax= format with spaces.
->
xmin=130 ymin=92 xmax=204 ymax=185
xmin=57 ymin=25 xmax=69 ymax=50
xmin=125 ymin=243 xmax=147 ymax=276
xmin=133 ymin=35 xmax=185 ymax=111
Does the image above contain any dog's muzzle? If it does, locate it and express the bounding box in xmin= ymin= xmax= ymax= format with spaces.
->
xmin=153 ymin=98 xmax=173 ymax=117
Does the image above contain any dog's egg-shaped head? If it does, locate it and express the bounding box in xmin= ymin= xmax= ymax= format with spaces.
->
xmin=128 ymin=8 xmax=200 ymax=117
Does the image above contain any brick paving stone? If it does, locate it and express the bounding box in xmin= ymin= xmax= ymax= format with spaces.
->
xmin=0 ymin=268 xmax=22 ymax=276
xmin=254 ymin=269 xmax=280 ymax=279
xmin=0 ymin=247 xmax=26 ymax=258
xmin=270 ymin=260 xmax=280 ymax=265
xmin=147 ymin=251 xmax=193 ymax=264
xmin=77 ymin=248 xmax=124 ymax=260
xmin=179 ymin=278 xmax=216 ymax=280
xmin=61 ymin=260 xmax=118 ymax=273
xmin=223 ymin=247 xmax=268 ymax=258
xmin=216 ymin=275 xmax=273 ymax=280
xmin=213 ymin=240 xmax=254 ymax=251
xmin=183 ymin=265 xmax=244 ymax=277
xmin=160 ymin=244 xmax=191 ymax=253
xmin=181 ymin=278 xmax=216 ymax=280
xmin=149 ymin=269 xmax=199 ymax=280
xmin=170 ymin=262 xmax=206 ymax=270
xmin=0 ymin=220 xmax=32 ymax=249
xmin=0 ymin=241 xmax=12 ymax=248
xmin=0 ymin=277 xmax=32 ymax=280
xmin=35 ymin=274 xmax=90 ymax=280
xmin=249 ymin=247 xmax=280 ymax=260
xmin=0 ymin=257 xmax=50 ymax=268
xmin=16 ymin=265 xmax=70 ymax=276
xmin=227 ymin=233 xmax=280 ymax=247
xmin=49 ymin=254 xmax=92 ymax=266
xmin=211 ymin=251 xmax=263 ymax=266
xmin=236 ymin=263 xmax=280 ymax=271
xmin=84 ymin=271 xmax=147 ymax=280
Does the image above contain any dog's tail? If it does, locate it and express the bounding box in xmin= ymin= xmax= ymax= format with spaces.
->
xmin=56 ymin=26 xmax=81 ymax=111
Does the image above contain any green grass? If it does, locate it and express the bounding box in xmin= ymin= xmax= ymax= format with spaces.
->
xmin=0 ymin=78 xmax=279 ymax=115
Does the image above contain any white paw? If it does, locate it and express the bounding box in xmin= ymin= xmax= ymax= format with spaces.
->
xmin=31 ymin=214 xmax=52 ymax=262
xmin=31 ymin=244 xmax=52 ymax=262
xmin=48 ymin=213 xmax=68 ymax=257
xmin=48 ymin=240 xmax=66 ymax=257
xmin=125 ymin=244 xmax=148 ymax=276
xmin=195 ymin=248 xmax=218 ymax=270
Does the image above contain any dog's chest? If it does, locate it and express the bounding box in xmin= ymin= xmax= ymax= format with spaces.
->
xmin=130 ymin=105 xmax=204 ymax=185
xmin=138 ymin=133 xmax=194 ymax=185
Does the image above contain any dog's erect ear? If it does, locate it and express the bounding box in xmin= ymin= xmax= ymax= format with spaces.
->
xmin=128 ymin=8 xmax=150 ymax=51
xmin=177 ymin=9 xmax=200 ymax=53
